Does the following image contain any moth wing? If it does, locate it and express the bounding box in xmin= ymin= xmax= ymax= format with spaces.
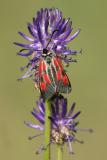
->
xmin=51 ymin=57 xmax=72 ymax=94
xmin=39 ymin=59 xmax=56 ymax=99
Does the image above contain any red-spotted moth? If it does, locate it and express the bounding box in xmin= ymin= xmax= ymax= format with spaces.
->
xmin=35 ymin=48 xmax=71 ymax=99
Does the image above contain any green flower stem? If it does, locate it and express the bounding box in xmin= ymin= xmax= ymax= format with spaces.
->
xmin=57 ymin=144 xmax=63 ymax=160
xmin=44 ymin=99 xmax=51 ymax=160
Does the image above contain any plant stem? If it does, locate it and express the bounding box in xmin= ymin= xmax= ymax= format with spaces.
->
xmin=44 ymin=99 xmax=51 ymax=160
xmin=57 ymin=144 xmax=63 ymax=160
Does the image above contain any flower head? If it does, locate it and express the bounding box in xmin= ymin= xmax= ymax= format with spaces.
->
xmin=25 ymin=95 xmax=92 ymax=154
xmin=15 ymin=8 xmax=81 ymax=81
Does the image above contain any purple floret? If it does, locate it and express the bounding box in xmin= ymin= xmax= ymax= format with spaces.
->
xmin=25 ymin=95 xmax=92 ymax=154
xmin=15 ymin=8 xmax=81 ymax=81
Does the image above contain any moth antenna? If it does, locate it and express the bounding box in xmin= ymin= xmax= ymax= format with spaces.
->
xmin=19 ymin=48 xmax=43 ymax=53
xmin=46 ymin=29 xmax=59 ymax=48
xmin=19 ymin=48 xmax=29 ymax=52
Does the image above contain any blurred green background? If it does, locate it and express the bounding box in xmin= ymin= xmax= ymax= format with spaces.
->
xmin=0 ymin=0 xmax=107 ymax=160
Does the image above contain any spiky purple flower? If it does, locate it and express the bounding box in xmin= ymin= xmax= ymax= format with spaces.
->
xmin=25 ymin=95 xmax=92 ymax=154
xmin=15 ymin=8 xmax=81 ymax=80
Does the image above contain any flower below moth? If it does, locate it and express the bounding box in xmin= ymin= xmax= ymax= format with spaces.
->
xmin=14 ymin=8 xmax=81 ymax=82
xmin=25 ymin=95 xmax=92 ymax=154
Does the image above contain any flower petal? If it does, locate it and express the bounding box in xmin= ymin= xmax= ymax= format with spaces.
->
xmin=65 ymin=28 xmax=80 ymax=43
xmin=67 ymin=102 xmax=76 ymax=117
xmin=17 ymin=50 xmax=33 ymax=57
xmin=32 ymin=109 xmax=45 ymax=124
xmin=18 ymin=32 xmax=34 ymax=42
xmin=24 ymin=121 xmax=44 ymax=130
xmin=62 ymin=98 xmax=67 ymax=118
xmin=72 ymin=111 xmax=81 ymax=119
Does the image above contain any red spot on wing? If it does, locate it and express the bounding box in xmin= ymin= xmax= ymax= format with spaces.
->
xmin=53 ymin=58 xmax=59 ymax=67
xmin=56 ymin=58 xmax=63 ymax=69
xmin=53 ymin=57 xmax=63 ymax=70
xmin=40 ymin=82 xmax=46 ymax=91
xmin=39 ymin=60 xmax=42 ymax=74
xmin=53 ymin=57 xmax=64 ymax=81
xmin=43 ymin=74 xmax=51 ymax=84
xmin=57 ymin=70 xmax=62 ymax=80
xmin=54 ymin=57 xmax=70 ymax=85
xmin=39 ymin=59 xmax=51 ymax=92
xmin=62 ymin=75 xmax=69 ymax=85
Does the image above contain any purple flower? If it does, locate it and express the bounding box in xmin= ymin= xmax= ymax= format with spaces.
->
xmin=14 ymin=8 xmax=81 ymax=81
xmin=25 ymin=95 xmax=92 ymax=154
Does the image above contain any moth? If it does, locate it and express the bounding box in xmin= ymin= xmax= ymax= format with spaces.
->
xmin=35 ymin=48 xmax=71 ymax=99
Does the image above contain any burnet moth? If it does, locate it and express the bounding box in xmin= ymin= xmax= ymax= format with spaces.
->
xmin=34 ymin=30 xmax=71 ymax=99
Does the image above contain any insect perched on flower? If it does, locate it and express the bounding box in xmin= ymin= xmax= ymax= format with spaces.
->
xmin=14 ymin=8 xmax=81 ymax=99
xmin=24 ymin=95 xmax=92 ymax=154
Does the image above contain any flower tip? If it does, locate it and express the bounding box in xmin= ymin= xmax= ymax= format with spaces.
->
xmin=17 ymin=52 xmax=20 ymax=56
xmin=18 ymin=31 xmax=23 ymax=36
xmin=80 ymin=48 xmax=83 ymax=54
xmin=31 ymin=111 xmax=34 ymax=115
xmin=13 ymin=42 xmax=17 ymax=46
xmin=78 ymin=28 xmax=81 ymax=33
xmin=17 ymin=77 xmax=23 ymax=82
xmin=28 ymin=136 xmax=32 ymax=140
xmin=69 ymin=151 xmax=75 ymax=155
xmin=81 ymin=140 xmax=84 ymax=144
xmin=18 ymin=31 xmax=21 ymax=34
xmin=27 ymin=22 xmax=31 ymax=27
xmin=78 ymin=110 xmax=81 ymax=115
xmin=89 ymin=128 xmax=93 ymax=133
xmin=78 ymin=140 xmax=84 ymax=144
xmin=20 ymin=67 xmax=25 ymax=71
xmin=24 ymin=121 xmax=27 ymax=125
xmin=35 ymin=151 xmax=39 ymax=155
